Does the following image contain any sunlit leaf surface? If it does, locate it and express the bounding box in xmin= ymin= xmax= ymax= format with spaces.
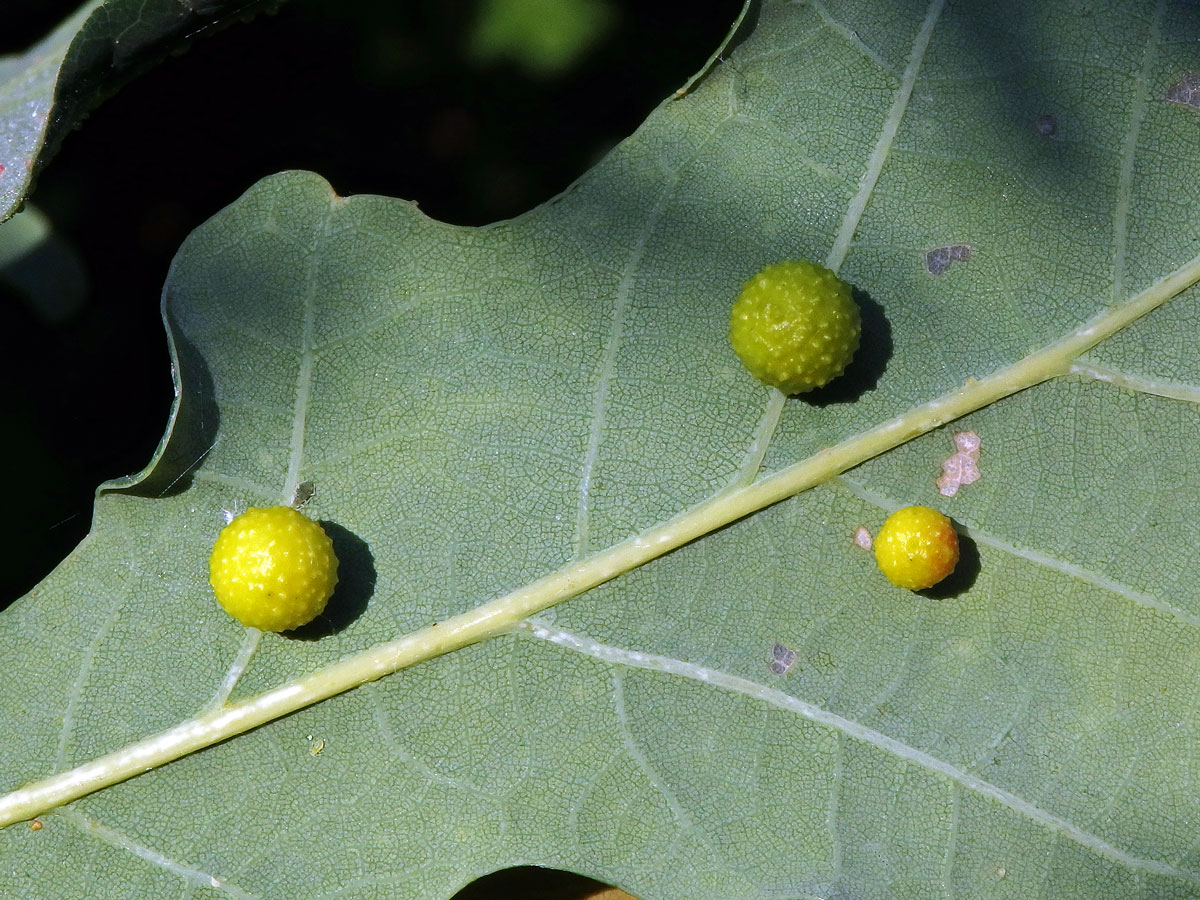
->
xmin=4 ymin=1 xmax=1200 ymax=897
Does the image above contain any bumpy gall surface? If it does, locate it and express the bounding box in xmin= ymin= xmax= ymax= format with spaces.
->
xmin=729 ymin=259 xmax=861 ymax=394
xmin=209 ymin=506 xmax=339 ymax=631
xmin=874 ymin=505 xmax=960 ymax=591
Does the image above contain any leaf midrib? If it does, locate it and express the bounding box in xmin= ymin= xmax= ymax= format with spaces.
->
xmin=4 ymin=249 xmax=1198 ymax=829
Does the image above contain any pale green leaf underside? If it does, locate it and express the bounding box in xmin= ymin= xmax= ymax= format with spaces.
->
xmin=5 ymin=1 xmax=1200 ymax=898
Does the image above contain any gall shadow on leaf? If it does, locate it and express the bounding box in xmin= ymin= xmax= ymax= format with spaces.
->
xmin=802 ymin=286 xmax=892 ymax=406
xmin=918 ymin=527 xmax=980 ymax=601
xmin=285 ymin=521 xmax=375 ymax=640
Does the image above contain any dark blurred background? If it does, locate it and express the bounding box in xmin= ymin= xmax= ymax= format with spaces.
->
xmin=1 ymin=0 xmax=737 ymax=608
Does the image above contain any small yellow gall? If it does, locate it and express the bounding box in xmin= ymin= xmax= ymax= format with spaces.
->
xmin=209 ymin=506 xmax=339 ymax=631
xmin=874 ymin=505 xmax=959 ymax=591
xmin=729 ymin=259 xmax=861 ymax=394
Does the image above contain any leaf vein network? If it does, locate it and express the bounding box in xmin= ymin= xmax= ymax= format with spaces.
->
xmin=826 ymin=0 xmax=946 ymax=273
xmin=306 ymin=294 xmax=434 ymax=357
xmin=920 ymin=55 xmax=1146 ymax=85
xmin=1070 ymin=362 xmax=1200 ymax=406
xmin=281 ymin=206 xmax=330 ymax=505
xmin=58 ymin=807 xmax=260 ymax=899
xmin=366 ymin=689 xmax=499 ymax=801
xmin=804 ymin=0 xmax=896 ymax=75
xmin=519 ymin=620 xmax=1199 ymax=884
xmin=54 ymin=596 xmax=124 ymax=772
xmin=734 ymin=0 xmax=946 ymax=482
xmin=571 ymin=116 xmax=729 ymax=557
xmin=611 ymin=668 xmax=694 ymax=830
xmin=191 ymin=469 xmax=277 ymax=502
xmin=1110 ymin=0 xmax=1165 ymax=305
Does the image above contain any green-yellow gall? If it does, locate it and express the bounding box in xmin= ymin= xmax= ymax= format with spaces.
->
xmin=874 ymin=505 xmax=960 ymax=591
xmin=209 ymin=506 xmax=339 ymax=631
xmin=729 ymin=259 xmax=861 ymax=394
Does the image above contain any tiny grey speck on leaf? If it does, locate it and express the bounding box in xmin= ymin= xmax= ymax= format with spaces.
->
xmin=925 ymin=244 xmax=971 ymax=276
xmin=1166 ymin=72 xmax=1200 ymax=110
xmin=769 ymin=642 xmax=798 ymax=675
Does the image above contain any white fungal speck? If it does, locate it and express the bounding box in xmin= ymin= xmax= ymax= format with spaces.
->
xmin=853 ymin=526 xmax=873 ymax=549
xmin=937 ymin=430 xmax=982 ymax=497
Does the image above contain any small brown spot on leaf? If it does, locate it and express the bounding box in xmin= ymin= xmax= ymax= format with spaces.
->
xmin=925 ymin=244 xmax=971 ymax=276
xmin=1166 ymin=72 xmax=1200 ymax=110
xmin=938 ymin=430 xmax=982 ymax=497
xmin=769 ymin=642 xmax=797 ymax=675
xmin=30 ymin=820 xmax=43 ymax=831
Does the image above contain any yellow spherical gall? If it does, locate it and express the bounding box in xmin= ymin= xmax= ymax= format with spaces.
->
xmin=874 ymin=505 xmax=959 ymax=591
xmin=729 ymin=259 xmax=861 ymax=394
xmin=209 ymin=506 xmax=339 ymax=631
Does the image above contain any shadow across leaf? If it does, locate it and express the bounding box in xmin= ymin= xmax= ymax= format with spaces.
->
xmin=919 ymin=526 xmax=980 ymax=600
xmin=804 ymin=286 xmax=892 ymax=406
xmin=286 ymin=521 xmax=375 ymax=640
